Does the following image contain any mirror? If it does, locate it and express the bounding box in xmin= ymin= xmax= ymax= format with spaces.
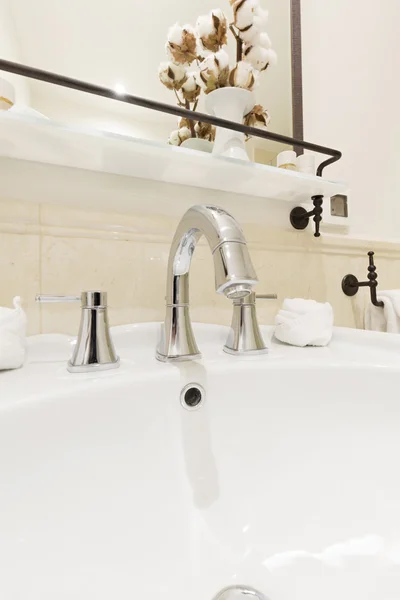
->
xmin=3 ymin=0 xmax=301 ymax=164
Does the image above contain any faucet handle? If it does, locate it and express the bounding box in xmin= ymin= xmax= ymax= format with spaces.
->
xmin=36 ymin=294 xmax=81 ymax=303
xmin=230 ymin=292 xmax=278 ymax=305
xmin=36 ymin=291 xmax=109 ymax=308
xmin=256 ymin=294 xmax=278 ymax=300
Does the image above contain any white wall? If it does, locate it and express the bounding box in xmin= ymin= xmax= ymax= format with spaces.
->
xmin=301 ymin=0 xmax=400 ymax=240
xmin=0 ymin=0 xmax=30 ymax=105
xmin=30 ymin=91 xmax=175 ymax=142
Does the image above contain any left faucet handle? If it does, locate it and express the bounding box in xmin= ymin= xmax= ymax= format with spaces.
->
xmin=36 ymin=295 xmax=81 ymax=303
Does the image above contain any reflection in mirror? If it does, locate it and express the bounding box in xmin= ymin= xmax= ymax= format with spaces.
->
xmin=4 ymin=0 xmax=297 ymax=164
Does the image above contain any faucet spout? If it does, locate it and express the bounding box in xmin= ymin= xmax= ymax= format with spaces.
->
xmin=156 ymin=205 xmax=258 ymax=362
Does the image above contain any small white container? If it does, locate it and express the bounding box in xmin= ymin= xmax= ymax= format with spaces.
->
xmin=0 ymin=77 xmax=15 ymax=111
xmin=277 ymin=150 xmax=297 ymax=171
xmin=296 ymin=153 xmax=316 ymax=175
xmin=181 ymin=138 xmax=213 ymax=153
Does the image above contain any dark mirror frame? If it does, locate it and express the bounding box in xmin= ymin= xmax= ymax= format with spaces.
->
xmin=291 ymin=0 xmax=304 ymax=152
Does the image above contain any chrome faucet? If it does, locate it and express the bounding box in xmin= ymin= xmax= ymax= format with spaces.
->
xmin=156 ymin=205 xmax=259 ymax=362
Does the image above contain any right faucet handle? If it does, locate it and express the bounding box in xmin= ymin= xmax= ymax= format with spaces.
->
xmin=255 ymin=294 xmax=278 ymax=300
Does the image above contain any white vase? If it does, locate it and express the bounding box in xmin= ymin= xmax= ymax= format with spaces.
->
xmin=205 ymin=87 xmax=255 ymax=161
xmin=181 ymin=138 xmax=214 ymax=153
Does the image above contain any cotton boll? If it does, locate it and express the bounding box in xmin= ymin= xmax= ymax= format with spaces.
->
xmin=243 ymin=45 xmax=270 ymax=70
xmin=196 ymin=10 xmax=227 ymax=52
xmin=181 ymin=72 xmax=201 ymax=101
xmin=266 ymin=48 xmax=278 ymax=67
xmin=212 ymin=8 xmax=226 ymax=22
xmin=214 ymin=48 xmax=230 ymax=70
xmin=258 ymin=32 xmax=271 ymax=48
xmin=167 ymin=23 xmax=184 ymax=45
xmin=244 ymin=43 xmax=277 ymax=71
xmin=168 ymin=129 xmax=182 ymax=146
xmin=238 ymin=24 xmax=259 ymax=43
xmin=178 ymin=117 xmax=191 ymax=129
xmin=182 ymin=73 xmax=197 ymax=92
xmin=195 ymin=121 xmax=216 ymax=141
xmin=201 ymin=54 xmax=220 ymax=78
xmin=253 ymin=6 xmax=269 ymax=30
xmin=229 ymin=60 xmax=257 ymax=90
xmin=166 ymin=24 xmax=197 ymax=64
xmin=179 ymin=126 xmax=192 ymax=141
xmin=198 ymin=52 xmax=230 ymax=93
xmin=232 ymin=0 xmax=258 ymax=30
xmin=168 ymin=127 xmax=191 ymax=146
xmin=196 ymin=14 xmax=214 ymax=38
xmin=158 ymin=61 xmax=187 ymax=90
xmin=197 ymin=37 xmax=213 ymax=58
xmin=244 ymin=104 xmax=271 ymax=129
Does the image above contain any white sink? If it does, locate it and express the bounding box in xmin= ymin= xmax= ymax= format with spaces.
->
xmin=1 ymin=323 xmax=400 ymax=599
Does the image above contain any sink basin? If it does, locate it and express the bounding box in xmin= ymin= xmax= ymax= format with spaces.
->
xmin=1 ymin=323 xmax=400 ymax=599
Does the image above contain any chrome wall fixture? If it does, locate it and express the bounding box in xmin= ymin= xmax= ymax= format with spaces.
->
xmin=342 ymin=251 xmax=384 ymax=308
xmin=0 ymin=58 xmax=342 ymax=237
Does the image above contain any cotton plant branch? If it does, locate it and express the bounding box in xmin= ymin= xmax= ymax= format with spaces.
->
xmin=173 ymin=89 xmax=186 ymax=107
xmin=159 ymin=0 xmax=277 ymax=146
xmin=185 ymin=100 xmax=196 ymax=137
xmin=229 ymin=24 xmax=243 ymax=62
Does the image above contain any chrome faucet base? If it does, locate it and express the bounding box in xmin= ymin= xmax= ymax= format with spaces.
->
xmin=67 ymin=357 xmax=120 ymax=373
xmin=37 ymin=291 xmax=119 ymax=373
xmin=223 ymin=345 xmax=268 ymax=356
xmin=156 ymin=351 xmax=202 ymax=363
xmin=69 ymin=292 xmax=119 ymax=373
xmin=156 ymin=305 xmax=202 ymax=362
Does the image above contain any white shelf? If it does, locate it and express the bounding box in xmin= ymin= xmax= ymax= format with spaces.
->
xmin=0 ymin=112 xmax=347 ymax=204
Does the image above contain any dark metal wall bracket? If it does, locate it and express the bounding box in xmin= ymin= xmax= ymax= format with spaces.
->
xmin=342 ymin=251 xmax=384 ymax=308
xmin=289 ymin=195 xmax=323 ymax=238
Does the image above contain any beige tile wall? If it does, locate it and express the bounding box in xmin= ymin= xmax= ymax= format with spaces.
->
xmin=1 ymin=198 xmax=400 ymax=335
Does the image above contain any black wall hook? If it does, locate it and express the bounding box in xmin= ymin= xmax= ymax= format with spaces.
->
xmin=342 ymin=251 xmax=384 ymax=308
xmin=290 ymin=195 xmax=324 ymax=238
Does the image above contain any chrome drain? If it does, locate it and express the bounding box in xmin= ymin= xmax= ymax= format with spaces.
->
xmin=180 ymin=383 xmax=205 ymax=410
xmin=212 ymin=586 xmax=271 ymax=600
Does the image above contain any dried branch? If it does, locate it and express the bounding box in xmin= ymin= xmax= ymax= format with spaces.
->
xmin=185 ymin=100 xmax=196 ymax=137
xmin=229 ymin=24 xmax=243 ymax=62
xmin=174 ymin=89 xmax=185 ymax=107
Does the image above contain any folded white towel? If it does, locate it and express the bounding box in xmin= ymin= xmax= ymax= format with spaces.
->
xmin=0 ymin=297 xmax=27 ymax=370
xmin=365 ymin=290 xmax=400 ymax=333
xmin=274 ymin=298 xmax=334 ymax=347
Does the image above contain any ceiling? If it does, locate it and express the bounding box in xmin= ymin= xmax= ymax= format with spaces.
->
xmin=9 ymin=0 xmax=293 ymax=142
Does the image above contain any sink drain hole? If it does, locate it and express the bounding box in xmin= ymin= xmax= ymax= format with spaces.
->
xmin=180 ymin=383 xmax=206 ymax=410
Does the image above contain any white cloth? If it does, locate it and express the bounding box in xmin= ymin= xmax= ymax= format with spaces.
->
xmin=0 ymin=297 xmax=27 ymax=370
xmin=365 ymin=291 xmax=400 ymax=333
xmin=274 ymin=298 xmax=334 ymax=347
